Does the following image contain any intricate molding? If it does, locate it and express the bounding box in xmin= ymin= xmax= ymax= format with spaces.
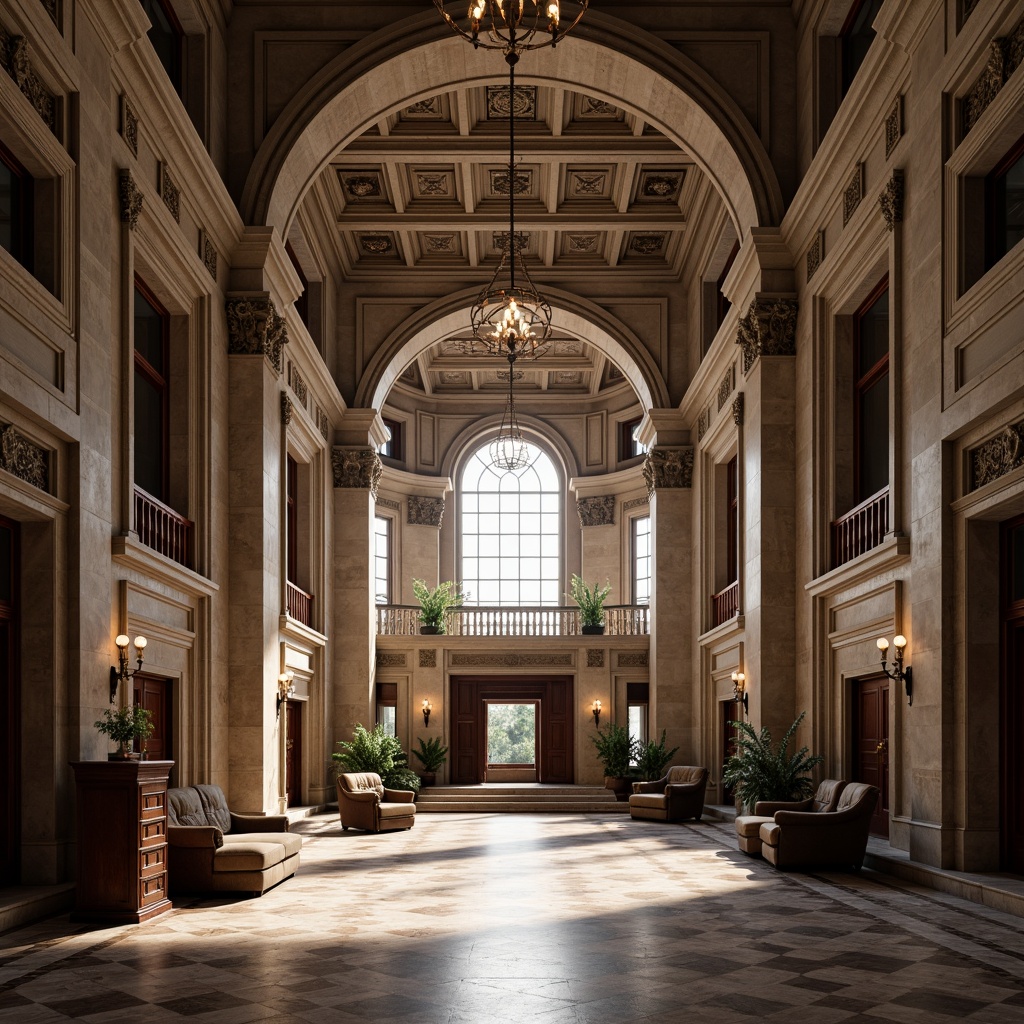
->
xmin=201 ymin=235 xmax=218 ymax=281
xmin=970 ymin=423 xmax=1024 ymax=490
xmin=879 ymin=170 xmax=904 ymax=232
xmin=376 ymin=497 xmax=401 ymax=512
xmin=419 ymin=649 xmax=437 ymax=668
xmin=642 ymin=447 xmax=694 ymax=496
xmin=281 ymin=393 xmax=292 ymax=426
xmin=716 ymin=367 xmax=734 ymax=411
xmin=960 ymin=17 xmax=1024 ymax=138
xmin=450 ymin=651 xmax=573 ymax=668
xmin=884 ymin=95 xmax=903 ymax=158
xmin=586 ymin=649 xmax=605 ymax=668
xmin=225 ymin=297 xmax=288 ymax=372
xmin=0 ymin=28 xmax=56 ymax=133
xmin=842 ymin=163 xmax=864 ymax=226
xmin=805 ymin=230 xmax=823 ymax=281
xmin=376 ymin=652 xmax=407 ymax=668
xmin=159 ymin=163 xmax=180 ymax=222
xmin=622 ymin=497 xmax=648 ymax=513
xmin=732 ymin=393 xmax=745 ymax=426
xmin=617 ymin=651 xmax=648 ymax=668
xmin=331 ymin=447 xmax=382 ymax=497
xmin=40 ymin=0 xmax=57 ymax=24
xmin=0 ymin=424 xmax=48 ymax=492
xmin=577 ymin=495 xmax=615 ymax=527
xmin=317 ymin=409 xmax=330 ymax=442
xmin=407 ymin=495 xmax=445 ymax=527
xmin=697 ymin=407 xmax=710 ymax=442
xmin=120 ymin=95 xmax=138 ymax=156
xmin=291 ymin=367 xmax=307 ymax=404
xmin=118 ymin=169 xmax=143 ymax=230
xmin=735 ymin=298 xmax=799 ymax=374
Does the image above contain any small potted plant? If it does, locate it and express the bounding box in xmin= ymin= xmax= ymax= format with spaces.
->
xmin=591 ymin=722 xmax=638 ymax=799
xmin=332 ymin=723 xmax=421 ymax=795
xmin=95 ymin=704 xmax=154 ymax=760
xmin=634 ymin=730 xmax=680 ymax=782
xmin=570 ymin=574 xmax=612 ymax=635
xmin=412 ymin=578 xmax=464 ymax=634
xmin=412 ymin=736 xmax=448 ymax=787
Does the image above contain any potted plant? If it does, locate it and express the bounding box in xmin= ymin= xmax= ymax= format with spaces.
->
xmin=570 ymin=574 xmax=612 ymax=635
xmin=95 ymin=704 xmax=154 ymax=760
xmin=591 ymin=722 xmax=638 ymax=799
xmin=721 ymin=711 xmax=823 ymax=813
xmin=635 ymin=730 xmax=679 ymax=781
xmin=412 ymin=578 xmax=464 ymax=635
xmin=412 ymin=736 xmax=448 ymax=786
xmin=332 ymin=723 xmax=421 ymax=795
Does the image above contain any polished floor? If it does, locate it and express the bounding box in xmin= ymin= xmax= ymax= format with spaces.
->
xmin=3 ymin=813 xmax=1024 ymax=1022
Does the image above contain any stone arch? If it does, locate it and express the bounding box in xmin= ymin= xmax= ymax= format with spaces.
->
xmin=241 ymin=10 xmax=784 ymax=241
xmin=353 ymin=285 xmax=668 ymax=414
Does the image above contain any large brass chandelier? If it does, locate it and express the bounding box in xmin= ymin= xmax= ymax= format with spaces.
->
xmin=432 ymin=1 xmax=589 ymax=54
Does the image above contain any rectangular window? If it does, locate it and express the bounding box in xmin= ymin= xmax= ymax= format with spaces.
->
xmin=716 ymin=241 xmax=739 ymax=330
xmin=632 ymin=515 xmax=651 ymax=606
xmin=854 ymin=280 xmax=889 ymax=504
xmin=619 ymin=417 xmax=647 ymax=461
xmin=376 ymin=682 xmax=397 ymax=737
xmin=286 ymin=241 xmax=309 ymax=327
xmin=627 ymin=682 xmax=649 ymax=765
xmin=986 ymin=133 xmax=1024 ymax=270
xmin=134 ymin=279 xmax=170 ymax=503
xmin=726 ymin=456 xmax=738 ymax=584
xmin=140 ymin=0 xmax=184 ymax=95
xmin=840 ymin=0 xmax=883 ymax=97
xmin=378 ymin=419 xmax=403 ymax=461
xmin=286 ymin=455 xmax=298 ymax=585
xmin=374 ymin=516 xmax=391 ymax=604
xmin=0 ymin=144 xmax=32 ymax=272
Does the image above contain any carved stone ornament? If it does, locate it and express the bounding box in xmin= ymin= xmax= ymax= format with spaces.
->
xmin=970 ymin=423 xmax=1024 ymax=490
xmin=879 ymin=170 xmax=904 ymax=232
xmin=121 ymin=95 xmax=139 ymax=156
xmin=377 ymin=497 xmax=401 ymax=512
xmin=617 ymin=651 xmax=649 ymax=668
xmin=118 ymin=169 xmax=143 ymax=230
xmin=717 ymin=367 xmax=734 ymax=411
xmin=407 ymin=495 xmax=445 ymax=527
xmin=317 ymin=409 xmax=330 ymax=441
xmin=450 ymin=651 xmax=573 ymax=668
xmin=843 ymin=164 xmax=864 ymax=226
xmin=642 ymin=447 xmax=694 ymax=496
xmin=0 ymin=423 xmax=48 ymax=492
xmin=281 ymin=393 xmax=292 ymax=426
xmin=331 ymin=447 xmax=383 ymax=497
xmin=587 ymin=649 xmax=605 ymax=668
xmin=735 ymin=298 xmax=799 ymax=374
xmin=202 ymin=236 xmax=218 ymax=281
xmin=577 ymin=495 xmax=615 ymax=527
xmin=805 ymin=230 xmax=823 ymax=280
xmin=622 ymin=497 xmax=648 ymax=513
xmin=226 ymin=297 xmax=289 ymax=373
xmin=419 ymin=649 xmax=437 ymax=668
xmin=963 ymin=41 xmax=1005 ymax=137
xmin=376 ymin=652 xmax=407 ymax=668
xmin=884 ymin=95 xmax=903 ymax=158
xmin=159 ymin=163 xmax=180 ymax=222
xmin=732 ymin=392 xmax=745 ymax=426
xmin=291 ymin=368 xmax=307 ymax=404
xmin=0 ymin=28 xmax=57 ymax=134
xmin=697 ymin=407 xmax=710 ymax=442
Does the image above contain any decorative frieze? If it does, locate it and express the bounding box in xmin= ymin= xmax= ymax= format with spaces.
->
xmin=735 ymin=298 xmax=799 ymax=374
xmin=377 ymin=497 xmax=401 ymax=512
xmin=884 ymin=95 xmax=903 ymax=158
xmin=697 ymin=407 xmax=710 ymax=442
xmin=450 ymin=651 xmax=573 ymax=668
xmin=120 ymin=95 xmax=138 ymax=156
xmin=879 ymin=170 xmax=904 ymax=232
xmin=291 ymin=367 xmax=307 ymax=404
xmin=158 ymin=163 xmax=180 ymax=222
xmin=118 ymin=169 xmax=143 ymax=230
xmin=408 ymin=496 xmax=445 ymax=527
xmin=716 ymin=367 xmax=735 ymax=411
xmin=805 ymin=230 xmax=823 ymax=280
xmin=970 ymin=423 xmax=1024 ymax=490
xmin=0 ymin=424 xmax=48 ymax=492
xmin=622 ymin=497 xmax=648 ymax=513
xmin=961 ymin=16 xmax=1024 ymax=138
xmin=281 ymin=393 xmax=292 ymax=426
xmin=317 ymin=409 xmax=330 ymax=442
xmin=0 ymin=27 xmax=56 ymax=134
xmin=201 ymin=235 xmax=218 ymax=281
xmin=642 ymin=447 xmax=694 ymax=496
xmin=376 ymin=652 xmax=407 ymax=668
xmin=419 ymin=649 xmax=437 ymax=668
xmin=331 ymin=447 xmax=383 ymax=497
xmin=587 ymin=649 xmax=605 ymax=668
xmin=577 ymin=495 xmax=615 ymax=527
xmin=226 ymin=297 xmax=288 ymax=372
xmin=842 ymin=164 xmax=864 ymax=226
xmin=617 ymin=651 xmax=649 ymax=668
xmin=732 ymin=393 xmax=744 ymax=426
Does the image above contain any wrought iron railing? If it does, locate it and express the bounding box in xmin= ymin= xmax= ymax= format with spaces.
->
xmin=831 ymin=486 xmax=889 ymax=569
xmin=286 ymin=581 xmax=314 ymax=628
xmin=710 ymin=580 xmax=739 ymax=627
xmin=376 ymin=604 xmax=650 ymax=637
xmin=134 ymin=486 xmax=193 ymax=569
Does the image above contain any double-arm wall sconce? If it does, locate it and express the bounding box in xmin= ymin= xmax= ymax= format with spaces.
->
xmin=277 ymin=672 xmax=295 ymax=717
xmin=111 ymin=634 xmax=147 ymax=703
xmin=876 ymin=635 xmax=912 ymax=704
xmin=422 ymin=700 xmax=432 ymax=727
xmin=591 ymin=700 xmax=602 ymax=727
xmin=731 ymin=671 xmax=748 ymax=715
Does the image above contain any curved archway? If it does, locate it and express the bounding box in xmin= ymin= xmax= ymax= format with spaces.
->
xmin=241 ymin=11 xmax=783 ymax=240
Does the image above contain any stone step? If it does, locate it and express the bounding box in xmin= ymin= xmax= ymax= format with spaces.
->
xmin=416 ymin=784 xmax=630 ymax=813
xmin=417 ymin=800 xmax=630 ymax=814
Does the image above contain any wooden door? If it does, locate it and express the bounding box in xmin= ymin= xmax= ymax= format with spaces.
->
xmin=286 ymin=699 xmax=302 ymax=807
xmin=1001 ymin=516 xmax=1024 ymax=872
xmin=0 ymin=517 xmax=19 ymax=887
xmin=134 ymin=675 xmax=173 ymax=774
xmin=543 ymin=678 xmax=572 ymax=783
xmin=853 ymin=674 xmax=889 ymax=838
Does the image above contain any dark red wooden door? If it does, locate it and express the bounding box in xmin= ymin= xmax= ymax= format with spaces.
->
xmin=0 ymin=517 xmax=19 ymax=887
xmin=853 ymin=674 xmax=889 ymax=838
xmin=286 ymin=699 xmax=302 ymax=807
xmin=1001 ymin=516 xmax=1024 ymax=872
xmin=134 ymin=675 xmax=173 ymax=775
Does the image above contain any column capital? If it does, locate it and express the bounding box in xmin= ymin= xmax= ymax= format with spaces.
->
xmin=331 ymin=447 xmax=382 ymax=497
xmin=226 ymin=295 xmax=288 ymax=373
xmin=408 ymin=496 xmax=445 ymax=527
xmin=642 ymin=446 xmax=694 ymax=496
xmin=736 ymin=297 xmax=798 ymax=375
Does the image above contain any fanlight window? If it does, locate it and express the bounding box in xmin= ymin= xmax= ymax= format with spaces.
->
xmin=460 ymin=444 xmax=561 ymax=606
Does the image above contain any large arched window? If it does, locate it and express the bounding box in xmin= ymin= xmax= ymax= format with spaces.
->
xmin=460 ymin=445 xmax=561 ymax=606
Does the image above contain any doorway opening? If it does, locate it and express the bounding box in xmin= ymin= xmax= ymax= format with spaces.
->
xmin=0 ymin=515 xmax=19 ymax=887
xmin=852 ymin=673 xmax=889 ymax=838
xmin=1001 ymin=514 xmax=1024 ymax=873
xmin=286 ymin=699 xmax=303 ymax=807
xmin=134 ymin=674 xmax=174 ymax=784
xmin=485 ymin=701 xmax=538 ymax=782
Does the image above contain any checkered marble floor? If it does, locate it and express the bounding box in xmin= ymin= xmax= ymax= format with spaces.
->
xmin=2 ymin=813 xmax=1024 ymax=1023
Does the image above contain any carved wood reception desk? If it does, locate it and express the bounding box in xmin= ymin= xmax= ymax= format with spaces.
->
xmin=70 ymin=760 xmax=174 ymax=923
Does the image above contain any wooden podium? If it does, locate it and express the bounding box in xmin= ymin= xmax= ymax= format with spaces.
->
xmin=70 ymin=760 xmax=174 ymax=923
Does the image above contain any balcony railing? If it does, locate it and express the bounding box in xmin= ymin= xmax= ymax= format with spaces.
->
xmin=134 ymin=486 xmax=193 ymax=569
xmin=710 ymin=580 xmax=739 ymax=628
xmin=376 ymin=604 xmax=650 ymax=637
xmin=287 ymin=581 xmax=314 ymax=628
xmin=831 ymin=486 xmax=889 ymax=569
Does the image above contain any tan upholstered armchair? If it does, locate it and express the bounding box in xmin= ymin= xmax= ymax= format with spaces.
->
xmin=628 ymin=765 xmax=708 ymax=822
xmin=337 ymin=772 xmax=416 ymax=832
xmin=758 ymin=782 xmax=878 ymax=870
xmin=734 ymin=779 xmax=847 ymax=855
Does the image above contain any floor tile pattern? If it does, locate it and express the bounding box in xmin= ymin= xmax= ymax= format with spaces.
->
xmin=2 ymin=813 xmax=1024 ymax=1022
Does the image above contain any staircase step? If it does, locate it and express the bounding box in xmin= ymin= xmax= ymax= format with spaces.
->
xmin=415 ymin=784 xmax=630 ymax=814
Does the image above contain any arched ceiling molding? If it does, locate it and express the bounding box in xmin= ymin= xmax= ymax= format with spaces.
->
xmin=240 ymin=9 xmax=783 ymax=240
xmin=354 ymin=285 xmax=668 ymax=414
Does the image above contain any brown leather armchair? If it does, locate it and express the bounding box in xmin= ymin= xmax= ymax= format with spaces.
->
xmin=758 ymin=782 xmax=878 ymax=870
xmin=734 ymin=779 xmax=847 ymax=855
xmin=628 ymin=765 xmax=708 ymax=822
xmin=337 ymin=772 xmax=416 ymax=832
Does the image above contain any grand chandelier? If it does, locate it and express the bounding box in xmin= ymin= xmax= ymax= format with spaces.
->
xmin=432 ymin=1 xmax=589 ymax=54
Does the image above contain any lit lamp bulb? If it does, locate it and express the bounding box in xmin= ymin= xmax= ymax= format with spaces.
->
xmin=134 ymin=636 xmax=147 ymax=654
xmin=591 ymin=699 xmax=602 ymax=726
xmin=876 ymin=637 xmax=889 ymax=653
xmin=115 ymin=634 xmax=130 ymax=651
xmin=893 ymin=635 xmax=907 ymax=651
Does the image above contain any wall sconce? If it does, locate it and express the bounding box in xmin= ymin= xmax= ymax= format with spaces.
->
xmin=877 ymin=634 xmax=912 ymax=704
xmin=277 ymin=672 xmax=295 ymax=717
xmin=591 ymin=700 xmax=602 ymax=727
xmin=422 ymin=699 xmax=432 ymax=727
xmin=110 ymin=634 xmax=147 ymax=703
xmin=731 ymin=671 xmax=748 ymax=715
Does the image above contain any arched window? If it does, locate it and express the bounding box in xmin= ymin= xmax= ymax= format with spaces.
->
xmin=460 ymin=444 xmax=561 ymax=606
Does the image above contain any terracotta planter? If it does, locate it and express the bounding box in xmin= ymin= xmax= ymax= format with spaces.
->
xmin=603 ymin=775 xmax=632 ymax=801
